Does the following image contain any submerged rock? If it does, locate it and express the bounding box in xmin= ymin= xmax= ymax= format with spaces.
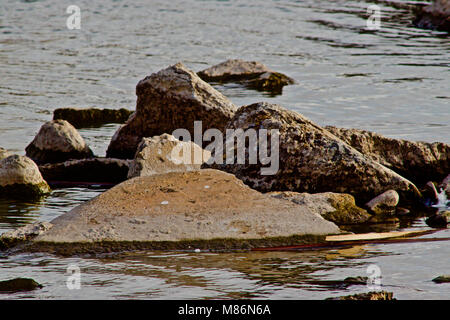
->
xmin=128 ymin=134 xmax=211 ymax=178
xmin=432 ymin=275 xmax=450 ymax=283
xmin=208 ymin=102 xmax=420 ymax=204
xmin=413 ymin=0 xmax=450 ymax=32
xmin=25 ymin=120 xmax=94 ymax=164
xmin=270 ymin=191 xmax=371 ymax=225
xmin=39 ymin=158 xmax=131 ymax=184
xmin=198 ymin=59 xmax=294 ymax=94
xmin=106 ymin=63 xmax=237 ymax=159
xmin=328 ymin=291 xmax=395 ymax=300
xmin=365 ymin=190 xmax=399 ymax=215
xmin=17 ymin=169 xmax=340 ymax=253
xmin=0 ymin=155 xmax=51 ymax=199
xmin=325 ymin=126 xmax=450 ymax=185
xmin=426 ymin=211 xmax=450 ymax=228
xmin=53 ymin=107 xmax=133 ymax=128
xmin=0 ymin=278 xmax=43 ymax=293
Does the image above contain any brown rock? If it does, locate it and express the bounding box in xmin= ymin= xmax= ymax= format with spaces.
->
xmin=413 ymin=0 xmax=450 ymax=32
xmin=365 ymin=190 xmax=400 ymax=215
xmin=208 ymin=102 xmax=420 ymax=203
xmin=325 ymin=125 xmax=450 ymax=185
xmin=328 ymin=291 xmax=395 ymax=300
xmin=25 ymin=120 xmax=94 ymax=164
xmin=106 ymin=63 xmax=237 ymax=159
xmin=0 ymin=147 xmax=12 ymax=160
xmin=270 ymin=191 xmax=371 ymax=225
xmin=53 ymin=107 xmax=133 ymax=128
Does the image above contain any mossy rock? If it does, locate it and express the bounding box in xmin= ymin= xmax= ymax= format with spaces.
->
xmin=432 ymin=275 xmax=450 ymax=284
xmin=0 ymin=278 xmax=43 ymax=293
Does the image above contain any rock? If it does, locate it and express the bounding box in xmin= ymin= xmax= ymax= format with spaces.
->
xmin=270 ymin=191 xmax=371 ymax=225
xmin=325 ymin=126 xmax=450 ymax=185
xmin=198 ymin=59 xmax=294 ymax=94
xmin=53 ymin=107 xmax=133 ymax=128
xmin=106 ymin=63 xmax=238 ymax=159
xmin=365 ymin=190 xmax=399 ymax=215
xmin=426 ymin=211 xmax=450 ymax=228
xmin=0 ymin=278 xmax=42 ymax=293
xmin=0 ymin=155 xmax=51 ymax=199
xmin=128 ymin=134 xmax=211 ymax=178
xmin=328 ymin=291 xmax=395 ymax=300
xmin=432 ymin=275 xmax=450 ymax=283
xmin=25 ymin=120 xmax=94 ymax=164
xmin=439 ymin=174 xmax=450 ymax=198
xmin=1 ymin=222 xmax=53 ymax=249
xmin=0 ymin=147 xmax=12 ymax=160
xmin=309 ymin=276 xmax=369 ymax=289
xmin=208 ymin=102 xmax=420 ymax=204
xmin=39 ymin=158 xmax=131 ymax=184
xmin=413 ymin=0 xmax=450 ymax=32
xmin=19 ymin=169 xmax=340 ymax=254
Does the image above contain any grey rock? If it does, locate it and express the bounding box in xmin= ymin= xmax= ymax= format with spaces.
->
xmin=128 ymin=134 xmax=211 ymax=178
xmin=106 ymin=63 xmax=237 ymax=159
xmin=0 ymin=155 xmax=51 ymax=199
xmin=1 ymin=221 xmax=53 ymax=241
xmin=208 ymin=102 xmax=420 ymax=203
xmin=365 ymin=190 xmax=400 ymax=215
xmin=25 ymin=120 xmax=94 ymax=164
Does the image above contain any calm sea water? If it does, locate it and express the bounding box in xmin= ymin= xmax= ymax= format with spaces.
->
xmin=0 ymin=0 xmax=449 ymax=299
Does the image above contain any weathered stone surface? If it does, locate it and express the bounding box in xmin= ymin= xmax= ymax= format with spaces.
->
xmin=413 ymin=0 xmax=450 ymax=32
xmin=0 ymin=147 xmax=12 ymax=160
xmin=365 ymin=190 xmax=400 ymax=215
xmin=433 ymin=275 xmax=450 ymax=283
xmin=198 ymin=59 xmax=294 ymax=94
xmin=0 ymin=278 xmax=42 ymax=293
xmin=1 ymin=222 xmax=53 ymax=242
xmin=325 ymin=126 xmax=450 ymax=184
xmin=106 ymin=63 xmax=238 ymax=159
xmin=0 ymin=155 xmax=51 ymax=199
xmin=25 ymin=120 xmax=94 ymax=164
xmin=39 ymin=158 xmax=131 ymax=183
xmin=269 ymin=191 xmax=371 ymax=225
xmin=25 ymin=170 xmax=340 ymax=250
xmin=53 ymin=107 xmax=133 ymax=128
xmin=328 ymin=291 xmax=395 ymax=300
xmin=128 ymin=134 xmax=211 ymax=178
xmin=208 ymin=102 xmax=420 ymax=203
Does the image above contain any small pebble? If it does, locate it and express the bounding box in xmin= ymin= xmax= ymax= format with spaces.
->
xmin=161 ymin=201 xmax=169 ymax=205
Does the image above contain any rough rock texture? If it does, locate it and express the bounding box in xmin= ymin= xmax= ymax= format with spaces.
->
xmin=365 ymin=190 xmax=400 ymax=215
xmin=0 ymin=155 xmax=51 ymax=199
xmin=325 ymin=126 xmax=450 ymax=185
xmin=53 ymin=107 xmax=133 ymax=128
xmin=106 ymin=63 xmax=238 ymax=159
xmin=198 ymin=59 xmax=295 ymax=94
xmin=0 ymin=278 xmax=43 ymax=293
xmin=25 ymin=120 xmax=94 ymax=164
xmin=1 ymin=222 xmax=53 ymax=242
xmin=39 ymin=158 xmax=131 ymax=184
xmin=208 ymin=102 xmax=420 ymax=204
xmin=328 ymin=291 xmax=395 ymax=300
xmin=0 ymin=148 xmax=12 ymax=160
xmin=269 ymin=191 xmax=371 ymax=225
xmin=413 ymin=0 xmax=450 ymax=32
xmin=25 ymin=170 xmax=340 ymax=249
xmin=128 ymin=134 xmax=211 ymax=178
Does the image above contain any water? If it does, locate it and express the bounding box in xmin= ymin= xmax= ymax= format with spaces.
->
xmin=0 ymin=0 xmax=449 ymax=299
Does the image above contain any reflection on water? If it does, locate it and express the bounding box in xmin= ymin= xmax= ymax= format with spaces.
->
xmin=0 ymin=0 xmax=449 ymax=299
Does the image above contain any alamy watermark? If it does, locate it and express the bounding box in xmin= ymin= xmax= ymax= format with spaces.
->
xmin=66 ymin=264 xmax=81 ymax=290
xmin=366 ymin=264 xmax=382 ymax=290
xmin=171 ymin=121 xmax=280 ymax=175
xmin=66 ymin=5 xmax=81 ymax=30
xmin=367 ymin=5 xmax=381 ymax=30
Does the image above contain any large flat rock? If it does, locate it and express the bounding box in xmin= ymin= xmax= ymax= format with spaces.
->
xmin=28 ymin=169 xmax=340 ymax=249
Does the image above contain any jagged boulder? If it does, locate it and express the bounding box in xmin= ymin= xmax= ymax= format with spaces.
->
xmin=198 ymin=59 xmax=294 ymax=94
xmin=128 ymin=134 xmax=211 ymax=178
xmin=325 ymin=126 xmax=450 ymax=184
xmin=106 ymin=63 xmax=237 ymax=159
xmin=0 ymin=155 xmax=51 ymax=199
xmin=207 ymin=102 xmax=420 ymax=204
xmin=53 ymin=107 xmax=133 ymax=128
xmin=25 ymin=120 xmax=94 ymax=164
